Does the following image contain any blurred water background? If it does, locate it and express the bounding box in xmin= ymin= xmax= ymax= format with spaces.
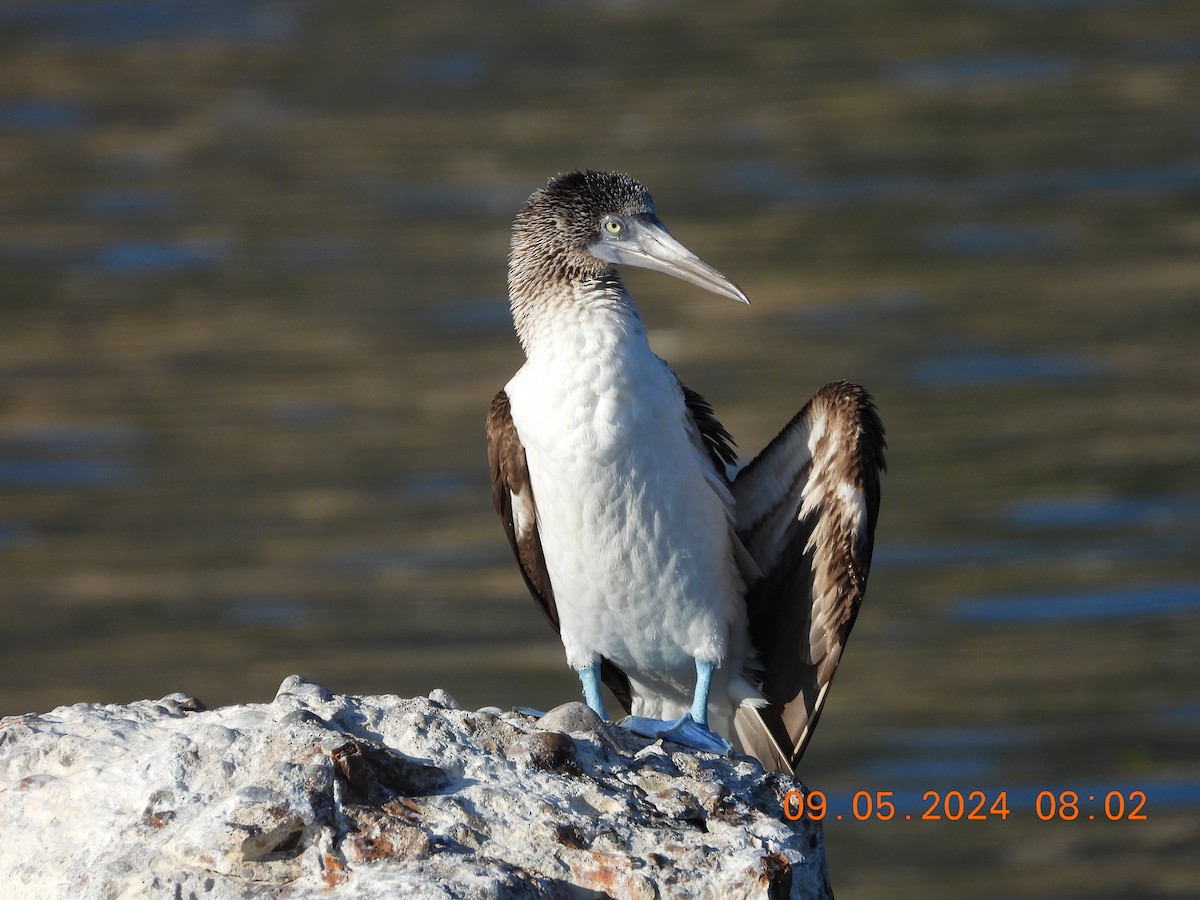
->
xmin=2 ymin=2 xmax=1198 ymax=896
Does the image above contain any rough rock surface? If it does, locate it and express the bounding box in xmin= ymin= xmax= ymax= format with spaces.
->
xmin=0 ymin=676 xmax=831 ymax=899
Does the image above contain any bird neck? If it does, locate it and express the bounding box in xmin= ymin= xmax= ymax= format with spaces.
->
xmin=509 ymin=271 xmax=644 ymax=360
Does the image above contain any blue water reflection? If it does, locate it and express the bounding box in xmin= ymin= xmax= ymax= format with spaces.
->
xmin=0 ymin=1 xmax=293 ymax=47
xmin=863 ymin=757 xmax=995 ymax=781
xmin=889 ymin=727 xmax=1037 ymax=752
xmin=0 ymin=460 xmax=134 ymax=488
xmin=876 ymin=540 xmax=1048 ymax=569
xmin=877 ymin=535 xmax=1193 ymax=571
xmin=1010 ymin=495 xmax=1200 ymax=529
xmin=982 ymin=0 xmax=1152 ymax=10
xmin=0 ymin=522 xmax=34 ymax=550
xmin=719 ymin=160 xmax=1200 ymax=209
xmin=0 ymin=424 xmax=141 ymax=488
xmin=910 ymin=353 xmax=1103 ymax=387
xmin=320 ymin=541 xmax=504 ymax=577
xmin=957 ymin=584 xmax=1200 ymax=623
xmin=359 ymin=180 xmax=531 ymax=218
xmin=1158 ymin=703 xmax=1200 ymax=724
xmin=429 ymin=298 xmax=514 ymax=334
xmin=887 ymin=55 xmax=1078 ymax=90
xmin=0 ymin=101 xmax=86 ymax=132
xmin=921 ymin=222 xmax=1082 ymax=257
xmin=267 ymin=237 xmax=360 ymax=270
xmin=78 ymin=188 xmax=184 ymax=218
xmin=267 ymin=400 xmax=351 ymax=430
xmin=224 ymin=598 xmax=311 ymax=627
xmin=96 ymin=241 xmax=230 ymax=273
xmin=406 ymin=53 xmax=487 ymax=85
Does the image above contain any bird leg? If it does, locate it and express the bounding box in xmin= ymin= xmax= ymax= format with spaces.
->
xmin=689 ymin=655 xmax=716 ymax=725
xmin=622 ymin=658 xmax=734 ymax=755
xmin=578 ymin=664 xmax=610 ymax=720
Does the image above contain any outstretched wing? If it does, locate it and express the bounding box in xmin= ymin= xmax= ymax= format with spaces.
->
xmin=486 ymin=390 xmax=632 ymax=711
xmin=732 ymin=381 xmax=885 ymax=771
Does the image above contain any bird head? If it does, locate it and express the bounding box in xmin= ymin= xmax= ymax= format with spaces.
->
xmin=510 ymin=171 xmax=748 ymax=305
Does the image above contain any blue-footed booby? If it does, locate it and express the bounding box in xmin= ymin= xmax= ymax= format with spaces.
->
xmin=487 ymin=171 xmax=885 ymax=773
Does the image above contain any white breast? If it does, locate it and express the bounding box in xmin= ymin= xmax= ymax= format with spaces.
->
xmin=505 ymin=304 xmax=745 ymax=701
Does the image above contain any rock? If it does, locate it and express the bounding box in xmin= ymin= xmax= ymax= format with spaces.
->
xmin=0 ymin=676 xmax=832 ymax=899
xmin=536 ymin=701 xmax=604 ymax=735
xmin=506 ymin=731 xmax=578 ymax=773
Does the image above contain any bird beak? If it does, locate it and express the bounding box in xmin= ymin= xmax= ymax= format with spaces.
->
xmin=588 ymin=214 xmax=750 ymax=304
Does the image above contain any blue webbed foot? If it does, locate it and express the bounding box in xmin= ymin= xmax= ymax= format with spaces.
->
xmin=621 ymin=713 xmax=734 ymax=755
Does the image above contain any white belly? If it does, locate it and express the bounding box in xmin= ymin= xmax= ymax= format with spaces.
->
xmin=506 ymin=340 xmax=744 ymax=701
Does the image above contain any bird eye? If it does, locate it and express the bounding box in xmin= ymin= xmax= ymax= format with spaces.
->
xmin=603 ymin=218 xmax=622 ymax=235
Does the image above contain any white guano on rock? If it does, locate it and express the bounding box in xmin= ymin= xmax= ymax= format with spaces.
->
xmin=0 ymin=675 xmax=831 ymax=899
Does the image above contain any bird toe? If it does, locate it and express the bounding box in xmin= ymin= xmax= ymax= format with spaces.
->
xmin=621 ymin=713 xmax=734 ymax=755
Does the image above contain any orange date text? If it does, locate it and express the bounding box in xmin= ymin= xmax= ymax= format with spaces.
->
xmin=781 ymin=789 xmax=1149 ymax=823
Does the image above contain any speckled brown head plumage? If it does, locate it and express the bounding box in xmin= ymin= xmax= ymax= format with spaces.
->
xmin=509 ymin=170 xmax=655 ymax=292
xmin=506 ymin=171 xmax=747 ymax=353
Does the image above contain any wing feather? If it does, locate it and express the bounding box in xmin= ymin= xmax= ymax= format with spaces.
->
xmin=733 ymin=381 xmax=885 ymax=770
xmin=680 ymin=382 xmax=738 ymax=473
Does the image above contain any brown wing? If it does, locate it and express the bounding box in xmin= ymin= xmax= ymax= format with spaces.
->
xmin=732 ymin=381 xmax=885 ymax=770
xmin=486 ymin=390 xmax=632 ymax=711
xmin=680 ymin=383 xmax=738 ymax=473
